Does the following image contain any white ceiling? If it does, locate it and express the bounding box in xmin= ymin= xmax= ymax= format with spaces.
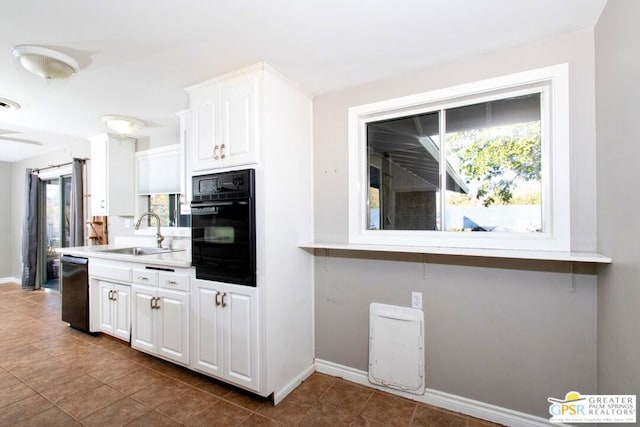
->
xmin=0 ymin=0 xmax=607 ymax=162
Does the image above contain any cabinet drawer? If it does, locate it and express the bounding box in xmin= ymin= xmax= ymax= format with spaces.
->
xmin=159 ymin=272 xmax=189 ymax=291
xmin=132 ymin=269 xmax=158 ymax=286
xmin=90 ymin=263 xmax=131 ymax=282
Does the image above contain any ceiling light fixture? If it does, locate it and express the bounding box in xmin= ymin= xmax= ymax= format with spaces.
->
xmin=12 ymin=45 xmax=80 ymax=81
xmin=0 ymin=97 xmax=20 ymax=110
xmin=101 ymin=115 xmax=145 ymax=136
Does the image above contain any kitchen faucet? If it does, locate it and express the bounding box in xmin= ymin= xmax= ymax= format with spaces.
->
xmin=134 ymin=211 xmax=165 ymax=248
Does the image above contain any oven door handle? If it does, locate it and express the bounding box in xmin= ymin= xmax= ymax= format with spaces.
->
xmin=190 ymin=202 xmax=234 ymax=215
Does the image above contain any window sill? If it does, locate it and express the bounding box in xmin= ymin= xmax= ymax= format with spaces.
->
xmin=299 ymin=242 xmax=611 ymax=263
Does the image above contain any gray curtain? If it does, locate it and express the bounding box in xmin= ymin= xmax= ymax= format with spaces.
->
xmin=69 ymin=158 xmax=85 ymax=247
xmin=21 ymin=169 xmax=39 ymax=290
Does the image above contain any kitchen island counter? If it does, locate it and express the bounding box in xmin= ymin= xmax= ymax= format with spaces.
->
xmin=56 ymin=245 xmax=191 ymax=268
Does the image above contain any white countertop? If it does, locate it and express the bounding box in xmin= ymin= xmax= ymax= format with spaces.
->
xmin=57 ymin=245 xmax=192 ymax=268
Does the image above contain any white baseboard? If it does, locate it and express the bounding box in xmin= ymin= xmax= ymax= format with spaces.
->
xmin=273 ymin=363 xmax=315 ymax=405
xmin=315 ymin=359 xmax=561 ymax=427
xmin=0 ymin=277 xmax=20 ymax=285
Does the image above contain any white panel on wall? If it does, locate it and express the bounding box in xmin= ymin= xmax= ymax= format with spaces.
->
xmin=369 ymin=303 xmax=425 ymax=395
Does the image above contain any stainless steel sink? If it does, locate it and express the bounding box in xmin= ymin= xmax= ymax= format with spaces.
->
xmin=97 ymin=247 xmax=179 ymax=256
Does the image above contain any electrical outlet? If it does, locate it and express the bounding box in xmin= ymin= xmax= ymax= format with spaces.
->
xmin=411 ymin=291 xmax=423 ymax=310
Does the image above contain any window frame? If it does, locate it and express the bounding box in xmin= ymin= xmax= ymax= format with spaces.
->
xmin=348 ymin=64 xmax=570 ymax=252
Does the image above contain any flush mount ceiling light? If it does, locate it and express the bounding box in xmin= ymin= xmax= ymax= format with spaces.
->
xmin=12 ymin=45 xmax=79 ymax=80
xmin=101 ymin=115 xmax=145 ymax=136
xmin=0 ymin=97 xmax=20 ymax=110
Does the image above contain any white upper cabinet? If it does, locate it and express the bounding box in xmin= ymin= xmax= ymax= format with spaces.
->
xmin=189 ymin=90 xmax=220 ymax=172
xmin=90 ymin=134 xmax=135 ymax=216
xmin=177 ymin=110 xmax=192 ymax=212
xmin=186 ymin=69 xmax=260 ymax=173
xmin=220 ymin=76 xmax=258 ymax=167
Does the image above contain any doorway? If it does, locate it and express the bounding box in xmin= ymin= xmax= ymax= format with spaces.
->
xmin=40 ymin=175 xmax=72 ymax=292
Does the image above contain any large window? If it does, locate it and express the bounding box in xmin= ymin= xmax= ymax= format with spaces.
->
xmin=349 ymin=65 xmax=569 ymax=251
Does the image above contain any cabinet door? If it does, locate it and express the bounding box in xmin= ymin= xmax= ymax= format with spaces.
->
xmin=131 ymin=286 xmax=156 ymax=354
xmin=106 ymin=139 xmax=135 ymax=216
xmin=191 ymin=93 xmax=221 ymax=172
xmin=178 ymin=110 xmax=192 ymax=214
xmin=223 ymin=285 xmax=259 ymax=391
xmin=89 ymin=135 xmax=134 ymax=216
xmin=221 ymin=77 xmax=258 ymax=167
xmin=113 ymin=284 xmax=131 ymax=341
xmin=191 ymin=285 xmax=223 ymax=376
xmin=98 ymin=281 xmax=114 ymax=335
xmin=157 ymin=289 xmax=189 ymax=365
xmin=90 ymin=136 xmax=107 ymax=215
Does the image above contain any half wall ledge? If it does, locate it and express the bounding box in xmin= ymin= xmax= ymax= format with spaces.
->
xmin=299 ymin=242 xmax=612 ymax=264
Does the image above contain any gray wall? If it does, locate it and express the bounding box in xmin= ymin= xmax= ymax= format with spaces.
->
xmin=0 ymin=162 xmax=12 ymax=278
xmin=10 ymin=142 xmax=91 ymax=279
xmin=595 ymin=0 xmax=640 ymax=405
xmin=313 ymin=31 xmax=598 ymax=418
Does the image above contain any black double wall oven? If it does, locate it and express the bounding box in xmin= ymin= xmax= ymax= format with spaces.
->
xmin=191 ymin=169 xmax=256 ymax=286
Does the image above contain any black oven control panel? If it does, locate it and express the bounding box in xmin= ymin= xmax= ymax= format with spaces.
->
xmin=191 ymin=169 xmax=254 ymax=203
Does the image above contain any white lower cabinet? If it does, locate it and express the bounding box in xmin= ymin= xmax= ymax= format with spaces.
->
xmin=98 ymin=281 xmax=130 ymax=341
xmin=191 ymin=278 xmax=259 ymax=392
xmin=131 ymin=286 xmax=155 ymax=353
xmin=132 ymin=285 xmax=189 ymax=365
xmin=89 ymin=259 xmax=263 ymax=394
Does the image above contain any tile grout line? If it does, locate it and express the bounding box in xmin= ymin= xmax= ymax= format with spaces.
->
xmin=408 ymin=401 xmax=419 ymax=426
xmin=351 ymin=385 xmax=377 ymax=426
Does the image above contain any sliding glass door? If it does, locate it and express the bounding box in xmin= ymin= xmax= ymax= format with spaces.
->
xmin=40 ymin=175 xmax=71 ymax=292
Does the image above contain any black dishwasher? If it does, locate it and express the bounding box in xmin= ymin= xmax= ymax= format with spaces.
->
xmin=60 ymin=255 xmax=90 ymax=333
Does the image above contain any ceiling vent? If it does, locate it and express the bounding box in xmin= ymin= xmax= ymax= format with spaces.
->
xmin=0 ymin=97 xmax=20 ymax=110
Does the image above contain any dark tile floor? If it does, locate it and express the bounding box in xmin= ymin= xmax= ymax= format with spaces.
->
xmin=0 ymin=283 xmax=502 ymax=426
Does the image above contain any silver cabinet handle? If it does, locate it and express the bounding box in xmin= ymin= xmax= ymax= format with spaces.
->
xmin=213 ymin=144 xmax=220 ymax=160
xmin=221 ymin=292 xmax=227 ymax=307
xmin=155 ymin=297 xmax=160 ymax=310
xmin=137 ymin=276 xmax=148 ymax=281
xmin=220 ymin=144 xmax=226 ymax=159
xmin=112 ymin=291 xmax=117 ymax=302
xmin=215 ymin=291 xmax=221 ymax=306
xmin=150 ymin=297 xmax=154 ymax=310
xmin=165 ymin=280 xmax=177 ymax=285
xmin=100 ymin=200 xmax=105 ymax=209
xmin=108 ymin=290 xmax=113 ymax=300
